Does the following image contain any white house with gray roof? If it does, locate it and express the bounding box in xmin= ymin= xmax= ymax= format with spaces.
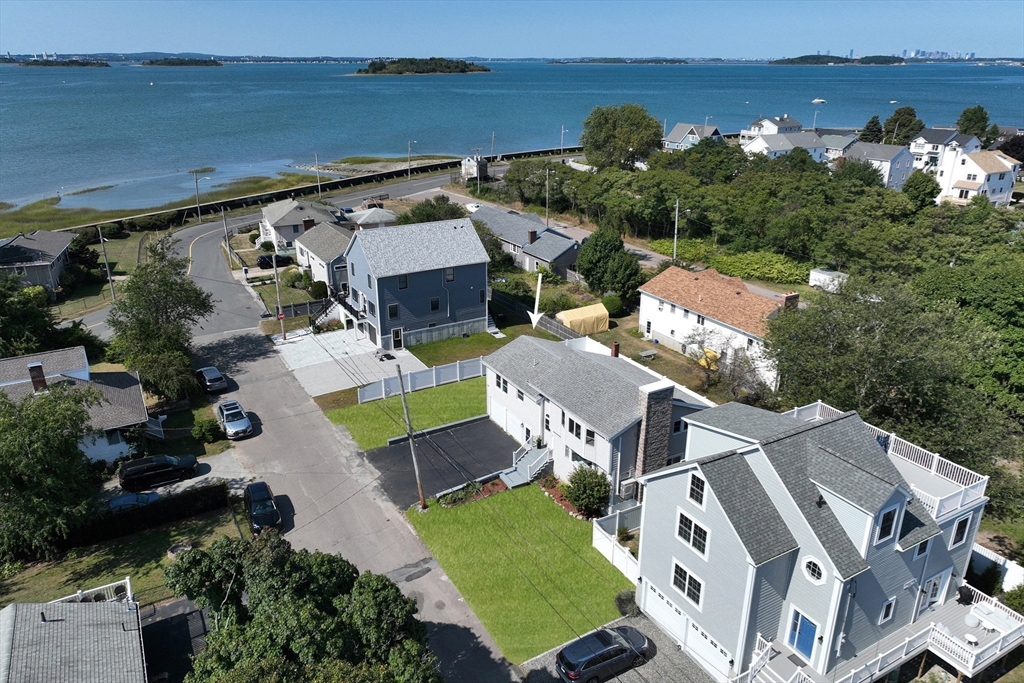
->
xmin=740 ymin=115 xmax=803 ymax=143
xmin=629 ymin=400 xmax=1021 ymax=683
xmin=841 ymin=141 xmax=916 ymax=190
xmin=742 ymin=131 xmax=827 ymax=162
xmin=910 ymin=130 xmax=982 ymax=173
xmin=483 ymin=336 xmax=713 ymax=501
xmin=258 ymin=198 xmax=341 ymax=254
xmin=0 ymin=230 xmax=76 ymax=296
xmin=520 ymin=230 xmax=579 ymax=276
xmin=470 ymin=205 xmax=548 ymax=268
xmin=663 ymin=123 xmax=725 ymax=152
xmin=342 ymin=218 xmax=489 ymax=350
xmin=820 ymin=134 xmax=859 ymax=161
xmin=294 ymin=222 xmax=355 ymax=296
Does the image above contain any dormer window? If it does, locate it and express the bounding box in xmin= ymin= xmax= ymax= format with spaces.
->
xmin=874 ymin=505 xmax=899 ymax=545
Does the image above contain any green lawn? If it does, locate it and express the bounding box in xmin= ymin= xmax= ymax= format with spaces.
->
xmin=407 ymin=485 xmax=631 ymax=664
xmin=89 ymin=231 xmax=152 ymax=275
xmin=0 ymin=501 xmax=245 ymax=608
xmin=48 ymin=280 xmax=120 ymax=321
xmin=409 ymin=308 xmax=559 ymax=367
xmin=325 ymin=377 xmax=485 ymax=450
xmin=154 ymin=402 xmax=232 ymax=457
xmin=253 ymin=282 xmax=313 ymax=310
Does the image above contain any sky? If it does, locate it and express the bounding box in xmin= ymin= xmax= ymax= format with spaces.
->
xmin=1 ymin=0 xmax=1021 ymax=59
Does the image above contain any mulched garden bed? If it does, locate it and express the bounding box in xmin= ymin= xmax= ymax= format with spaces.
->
xmin=536 ymin=474 xmax=585 ymax=519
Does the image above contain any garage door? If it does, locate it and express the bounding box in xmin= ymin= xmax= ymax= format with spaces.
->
xmin=491 ymin=402 xmax=505 ymax=433
xmin=642 ymin=583 xmax=686 ymax=644
xmin=685 ymin=619 xmax=732 ymax=681
xmin=642 ymin=583 xmax=732 ymax=681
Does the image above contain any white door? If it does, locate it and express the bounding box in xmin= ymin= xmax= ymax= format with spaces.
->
xmin=918 ymin=571 xmax=946 ymax=618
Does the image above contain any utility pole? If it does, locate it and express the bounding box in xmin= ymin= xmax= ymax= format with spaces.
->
xmin=273 ymin=254 xmax=286 ymax=340
xmin=396 ymin=365 xmax=427 ymax=511
xmin=491 ymin=131 xmax=495 ymax=159
xmin=314 ymin=153 xmax=322 ymax=198
xmin=407 ymin=140 xmax=416 ymax=178
xmin=97 ymin=223 xmax=116 ymax=301
xmin=673 ymin=198 xmax=679 ymax=263
xmin=560 ymin=125 xmax=569 ymax=155
xmin=221 ymin=207 xmax=229 ymax=244
xmin=545 ymin=168 xmax=550 ymax=227
xmin=471 ymin=147 xmax=483 ymax=194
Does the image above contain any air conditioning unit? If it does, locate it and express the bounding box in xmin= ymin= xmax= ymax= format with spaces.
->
xmin=620 ymin=481 xmax=637 ymax=499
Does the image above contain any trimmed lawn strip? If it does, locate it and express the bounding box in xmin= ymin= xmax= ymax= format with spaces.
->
xmin=88 ymin=231 xmax=149 ymax=275
xmin=0 ymin=500 xmax=245 ymax=608
xmin=253 ymin=282 xmax=313 ymax=309
xmin=259 ymin=316 xmax=309 ymax=336
xmin=49 ymin=280 xmax=120 ymax=321
xmin=155 ymin=402 xmax=231 ymax=458
xmin=313 ymin=387 xmax=358 ymax=412
xmin=407 ymin=485 xmax=631 ymax=664
xmin=325 ymin=377 xmax=485 ymax=450
xmin=409 ymin=306 xmax=559 ymax=367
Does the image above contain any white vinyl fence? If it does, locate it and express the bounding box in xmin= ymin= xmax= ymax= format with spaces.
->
xmin=358 ymin=357 xmax=484 ymax=403
xmin=972 ymin=543 xmax=1024 ymax=591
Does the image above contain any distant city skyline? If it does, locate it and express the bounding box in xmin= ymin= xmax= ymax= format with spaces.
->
xmin=1 ymin=0 xmax=1021 ymax=60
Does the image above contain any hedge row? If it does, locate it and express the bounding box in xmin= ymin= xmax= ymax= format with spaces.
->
xmin=707 ymin=251 xmax=810 ymax=285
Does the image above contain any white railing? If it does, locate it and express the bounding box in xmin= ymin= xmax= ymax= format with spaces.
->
xmin=963 ymin=584 xmax=1024 ymax=629
xmin=512 ymin=442 xmax=530 ymax=467
xmin=730 ymin=633 xmax=773 ymax=683
xmin=51 ymin=577 xmax=133 ymax=603
xmin=527 ymin=448 xmax=551 ymax=479
xmin=592 ymin=518 xmax=640 ymax=584
xmin=829 ymin=628 xmax=931 ymax=683
xmin=358 ymin=357 xmax=483 ymax=403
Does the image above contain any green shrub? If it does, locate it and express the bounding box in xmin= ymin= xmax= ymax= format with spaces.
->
xmin=302 ymin=270 xmax=313 ymax=289
xmin=75 ymin=226 xmax=100 ymax=244
xmin=536 ymin=266 xmax=564 ymax=285
xmin=101 ymin=222 xmax=127 ymax=238
xmin=20 ymin=285 xmax=48 ymax=308
xmin=191 ymin=417 xmax=223 ymax=444
xmin=493 ymin=278 xmax=533 ymax=298
xmin=614 ymin=589 xmax=640 ymax=617
xmin=437 ymin=481 xmax=483 ymax=508
xmin=0 ymin=561 xmax=25 ymax=580
xmin=248 ymin=233 xmax=258 ymax=245
xmin=280 ymin=268 xmax=304 ymax=289
xmin=563 ymin=466 xmax=611 ymax=519
xmin=602 ymin=294 xmax=623 ymax=316
xmin=132 ymin=212 xmax=177 ymax=231
xmin=648 ymin=238 xmax=717 ymax=263
xmin=707 ymin=251 xmax=810 ymax=285
xmin=309 ymin=281 xmax=328 ymax=300
xmin=259 ymin=241 xmax=275 ymax=252
xmin=1005 ymin=584 xmax=1024 ymax=613
xmin=539 ymin=292 xmax=577 ymax=315
xmin=616 ymin=525 xmax=633 ymax=544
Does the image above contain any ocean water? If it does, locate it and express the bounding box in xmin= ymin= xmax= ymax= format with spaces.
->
xmin=0 ymin=61 xmax=1021 ymax=209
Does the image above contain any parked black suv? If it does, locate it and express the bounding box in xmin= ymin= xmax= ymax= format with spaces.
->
xmin=244 ymin=481 xmax=283 ymax=534
xmin=555 ymin=626 xmax=649 ymax=682
xmin=118 ymin=455 xmax=198 ymax=492
xmin=256 ymin=254 xmax=292 ymax=269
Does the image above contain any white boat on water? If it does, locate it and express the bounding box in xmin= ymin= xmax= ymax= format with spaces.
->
xmin=890 ymin=99 xmax=898 ymax=103
xmin=812 ymin=97 xmax=827 ymax=104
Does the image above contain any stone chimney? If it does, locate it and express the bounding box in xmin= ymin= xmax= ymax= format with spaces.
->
xmin=635 ymin=380 xmax=675 ymax=476
xmin=783 ymin=292 xmax=800 ymax=309
xmin=611 ymin=341 xmax=620 ymax=358
xmin=27 ymin=362 xmax=47 ymax=392
xmin=528 ymin=230 xmax=537 ymax=245
xmin=302 ymin=217 xmax=315 ymax=230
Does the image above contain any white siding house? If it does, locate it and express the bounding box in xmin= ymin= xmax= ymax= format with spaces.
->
xmin=663 ymin=123 xmax=725 ymax=152
xmin=842 ymin=141 xmax=917 ymax=190
xmin=938 ymin=150 xmax=1020 ymax=207
xmin=740 ymin=115 xmax=803 ymax=143
xmin=258 ymin=198 xmax=340 ymax=254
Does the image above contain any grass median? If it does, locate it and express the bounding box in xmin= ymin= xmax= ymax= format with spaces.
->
xmin=325 ymin=377 xmax=485 ymax=450
xmin=407 ymin=485 xmax=632 ymax=664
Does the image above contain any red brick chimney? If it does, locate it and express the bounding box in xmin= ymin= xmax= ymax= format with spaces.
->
xmin=528 ymin=230 xmax=537 ymax=245
xmin=27 ymin=362 xmax=47 ymax=392
xmin=783 ymin=292 xmax=800 ymax=309
xmin=611 ymin=342 xmax=620 ymax=357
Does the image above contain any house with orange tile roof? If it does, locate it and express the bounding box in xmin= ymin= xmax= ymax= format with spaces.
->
xmin=638 ymin=266 xmax=796 ymax=388
xmin=938 ymin=149 xmax=1020 ymax=207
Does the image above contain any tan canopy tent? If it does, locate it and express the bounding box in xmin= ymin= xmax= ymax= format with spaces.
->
xmin=556 ymin=303 xmax=609 ymax=335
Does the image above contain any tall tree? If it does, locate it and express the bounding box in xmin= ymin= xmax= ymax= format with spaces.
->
xmin=859 ymin=115 xmax=884 ymax=143
xmin=998 ymin=133 xmax=1024 ymax=161
xmin=471 ymin=219 xmax=514 ymax=271
xmin=883 ymin=106 xmax=925 ymax=145
xmin=901 ymin=170 xmax=942 ymax=210
xmin=107 ymin=235 xmax=214 ymax=398
xmin=0 ymin=273 xmax=105 ymax=360
xmin=833 ymin=158 xmax=884 ymax=188
xmin=603 ymin=250 xmax=645 ymax=300
xmin=396 ymin=195 xmax=468 ymax=224
xmin=579 ymin=103 xmax=663 ymax=170
xmin=0 ymin=383 xmax=98 ymax=560
xmin=574 ymin=226 xmax=624 ymax=292
xmin=956 ymin=105 xmax=990 ymax=138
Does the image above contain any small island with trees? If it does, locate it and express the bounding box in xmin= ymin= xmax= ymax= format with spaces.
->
xmin=142 ymin=57 xmax=222 ymax=66
xmin=20 ymin=59 xmax=110 ymax=67
xmin=548 ymin=57 xmax=688 ymax=65
xmin=770 ymin=54 xmax=905 ymax=65
xmin=355 ymin=57 xmax=490 ymax=75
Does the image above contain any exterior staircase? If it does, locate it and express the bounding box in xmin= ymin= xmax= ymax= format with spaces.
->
xmin=499 ymin=445 xmax=551 ymax=488
xmin=311 ymin=298 xmax=339 ymax=327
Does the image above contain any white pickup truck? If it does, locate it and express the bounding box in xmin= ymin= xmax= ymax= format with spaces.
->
xmin=809 ymin=268 xmax=848 ymax=293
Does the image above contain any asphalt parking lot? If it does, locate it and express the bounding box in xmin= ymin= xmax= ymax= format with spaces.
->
xmin=365 ymin=417 xmax=521 ymax=509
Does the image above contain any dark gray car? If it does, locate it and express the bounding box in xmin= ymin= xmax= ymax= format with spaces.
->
xmin=555 ymin=626 xmax=649 ymax=683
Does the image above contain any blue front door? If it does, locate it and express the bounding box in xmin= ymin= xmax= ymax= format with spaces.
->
xmin=789 ymin=610 xmax=817 ymax=660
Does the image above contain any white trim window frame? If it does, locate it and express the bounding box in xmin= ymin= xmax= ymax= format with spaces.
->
xmin=801 ymin=556 xmax=826 ymax=586
xmin=671 ymin=558 xmax=704 ymax=611
xmin=874 ymin=504 xmax=900 ymax=546
xmin=879 ymin=597 xmax=896 ymax=625
xmin=913 ymin=539 xmax=931 ymax=560
xmin=688 ymin=472 xmax=707 ymax=510
xmin=949 ymin=513 xmax=973 ymax=550
xmin=676 ymin=508 xmax=709 ymax=559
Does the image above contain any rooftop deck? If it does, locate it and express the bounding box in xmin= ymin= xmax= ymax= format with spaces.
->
xmin=785 ymin=402 xmax=988 ymax=521
xmin=744 ymin=586 xmax=1023 ymax=683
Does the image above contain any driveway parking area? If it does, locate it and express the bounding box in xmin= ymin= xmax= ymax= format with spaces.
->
xmin=365 ymin=418 xmax=520 ymax=509
xmin=520 ymin=614 xmax=716 ymax=683
xmin=272 ymin=327 xmax=427 ymax=397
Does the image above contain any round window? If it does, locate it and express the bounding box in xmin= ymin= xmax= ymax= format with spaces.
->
xmin=805 ymin=560 xmax=823 ymax=582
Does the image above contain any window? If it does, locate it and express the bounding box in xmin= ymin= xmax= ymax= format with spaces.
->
xmin=333 ymin=264 xmax=346 ymax=271
xmin=961 ymin=159 xmax=967 ymax=165
xmin=568 ymin=418 xmax=581 ymax=439
xmin=950 ymin=514 xmax=972 ymax=549
xmin=388 ymin=303 xmax=399 ymax=320
xmin=398 ymin=274 xmax=408 ymax=290
xmin=517 ymin=389 xmax=524 ymax=401
xmin=677 ymin=512 xmax=708 ymax=556
xmin=914 ymin=539 xmax=930 ymax=559
xmin=368 ymin=302 xmax=376 ymax=317
xmin=670 ymin=304 xmax=676 ymax=313
xmin=670 ymin=329 xmax=675 ymax=338
xmin=689 ymin=474 xmax=705 ymax=506
xmin=544 ymin=414 xmax=550 ymax=431
xmin=959 ymin=189 xmax=970 ymax=200
xmin=444 ymin=268 xmax=455 ymax=282
xmin=430 ymin=297 xmax=440 ymax=312
xmin=479 ymin=289 xmax=486 ymax=304
xmin=683 ymin=309 xmax=689 ymax=319
xmin=501 ymin=378 xmax=508 ymax=394
xmin=350 ymin=263 xmax=355 ymax=276
xmin=879 ymin=598 xmax=896 ymax=625
xmin=967 ymin=173 xmax=978 ymax=181
xmin=999 ymin=172 xmax=1006 ymax=180
xmin=875 ymin=506 xmax=898 ymax=544
xmin=672 ymin=562 xmax=703 ymax=607
xmin=696 ymin=315 xmax=706 ymax=326
xmin=293 ymin=226 xmax=301 ymax=233
xmin=803 ymin=559 xmax=825 ymax=584
xmin=747 ymin=338 xmax=755 ymax=349
xmin=585 ymin=429 xmax=595 ymax=446
xmin=673 ymin=419 xmax=682 ymax=434
xmin=367 ymin=273 xmax=372 ymax=289
xmin=658 ymin=301 xmax=664 ymax=311
xmin=494 ymin=373 xmax=502 ymax=389
xmin=931 ymin=145 xmax=939 ymax=151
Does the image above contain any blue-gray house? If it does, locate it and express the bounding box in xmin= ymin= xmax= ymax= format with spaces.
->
xmin=342 ymin=218 xmax=489 ymax=350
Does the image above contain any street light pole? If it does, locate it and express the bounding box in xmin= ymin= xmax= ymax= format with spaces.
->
xmin=408 ymin=140 xmax=417 ymax=178
xmin=560 ymin=125 xmax=568 ymax=155
xmin=97 ymin=223 xmax=116 ymax=301
xmin=397 ymin=365 xmax=427 ymax=512
xmin=315 ymin=153 xmax=322 ymax=198
xmin=192 ymin=171 xmax=210 ymax=223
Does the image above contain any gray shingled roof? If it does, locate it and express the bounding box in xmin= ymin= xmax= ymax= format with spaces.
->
xmin=522 ymin=231 xmax=577 ymax=262
xmin=0 ymin=230 xmax=75 ymax=267
xmin=483 ymin=336 xmax=664 ymax=438
xmin=0 ymin=372 xmax=148 ymax=431
xmin=686 ymin=402 xmax=798 ymax=442
xmin=0 ymin=601 xmax=147 ymax=683
xmin=664 ymin=123 xmax=721 ymax=143
xmin=295 ymin=223 xmax=354 ymax=263
xmin=914 ymin=129 xmax=958 ymax=145
xmin=348 ymin=207 xmax=398 ymax=225
xmin=698 ymin=451 xmax=799 ymax=565
xmin=844 ymin=141 xmax=908 ymax=162
xmin=897 ymin=498 xmax=943 ymax=550
xmin=348 ymin=218 xmax=488 ymax=278
xmin=0 ymin=347 xmax=87 ymax=386
xmin=820 ymin=134 xmax=858 ymax=151
xmin=951 ymin=133 xmax=980 ymax=147
xmin=748 ymin=131 xmax=825 ymax=152
xmin=262 ymin=198 xmax=337 ymax=227
xmin=471 ymin=206 xmax=547 ymax=247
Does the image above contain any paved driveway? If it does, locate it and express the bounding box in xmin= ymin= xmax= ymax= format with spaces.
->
xmin=272 ymin=327 xmax=428 ymax=397
xmin=365 ymin=418 xmax=521 ymax=509
xmin=520 ymin=614 xmax=716 ymax=683
xmin=100 ymin=450 xmax=251 ymax=498
xmin=193 ymin=330 xmax=517 ymax=682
